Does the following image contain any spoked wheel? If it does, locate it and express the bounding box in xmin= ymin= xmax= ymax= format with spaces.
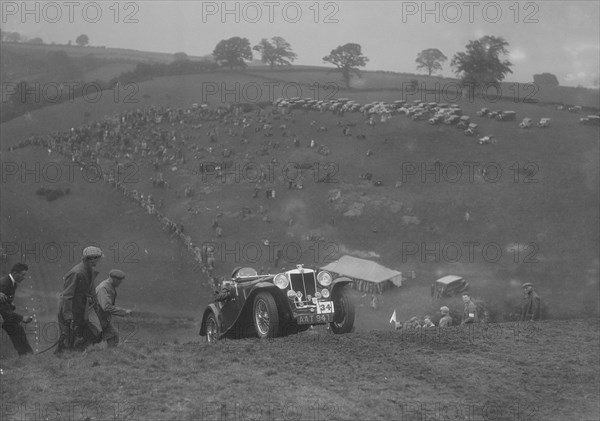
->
xmin=205 ymin=312 xmax=220 ymax=343
xmin=330 ymin=288 xmax=355 ymax=334
xmin=253 ymin=292 xmax=280 ymax=339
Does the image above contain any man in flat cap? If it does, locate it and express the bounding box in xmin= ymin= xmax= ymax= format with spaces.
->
xmin=95 ymin=269 xmax=133 ymax=348
xmin=56 ymin=246 xmax=103 ymax=354
xmin=521 ymin=283 xmax=541 ymax=321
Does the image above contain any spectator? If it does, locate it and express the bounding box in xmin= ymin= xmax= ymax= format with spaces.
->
xmin=56 ymin=246 xmax=103 ymax=354
xmin=439 ymin=306 xmax=453 ymax=327
xmin=422 ymin=316 xmax=435 ymax=328
xmin=408 ymin=316 xmax=421 ymax=329
xmin=370 ymin=294 xmax=378 ymax=310
xmin=461 ymin=294 xmax=478 ymax=325
xmin=95 ymin=270 xmax=133 ymax=348
xmin=521 ymin=283 xmax=541 ymax=321
xmin=0 ymin=263 xmax=34 ymax=356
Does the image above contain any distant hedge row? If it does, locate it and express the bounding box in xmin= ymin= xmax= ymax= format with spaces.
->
xmin=1 ymin=58 xmax=218 ymax=123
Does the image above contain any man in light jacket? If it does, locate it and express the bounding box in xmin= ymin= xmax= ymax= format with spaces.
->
xmin=96 ymin=269 xmax=133 ymax=347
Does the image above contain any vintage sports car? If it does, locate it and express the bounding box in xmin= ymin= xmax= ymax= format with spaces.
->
xmin=199 ymin=265 xmax=355 ymax=342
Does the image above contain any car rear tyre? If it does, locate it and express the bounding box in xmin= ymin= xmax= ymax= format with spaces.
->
xmin=253 ymin=292 xmax=280 ymax=339
xmin=330 ymin=288 xmax=355 ymax=334
xmin=205 ymin=312 xmax=220 ymax=343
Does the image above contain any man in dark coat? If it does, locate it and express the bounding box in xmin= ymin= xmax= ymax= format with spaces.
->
xmin=0 ymin=262 xmax=34 ymax=355
xmin=56 ymin=246 xmax=103 ymax=354
xmin=95 ymin=269 xmax=133 ymax=348
xmin=521 ymin=283 xmax=541 ymax=321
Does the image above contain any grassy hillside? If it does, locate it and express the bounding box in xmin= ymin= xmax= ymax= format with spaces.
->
xmin=2 ymin=73 xmax=598 ymax=308
xmin=1 ymin=319 xmax=599 ymax=420
xmin=0 ymin=42 xmax=203 ymax=83
xmin=1 ymin=70 xmax=598 ymax=327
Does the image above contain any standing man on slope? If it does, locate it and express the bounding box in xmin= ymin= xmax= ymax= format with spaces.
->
xmin=95 ymin=269 xmax=133 ymax=348
xmin=56 ymin=246 xmax=103 ymax=354
xmin=0 ymin=263 xmax=34 ymax=356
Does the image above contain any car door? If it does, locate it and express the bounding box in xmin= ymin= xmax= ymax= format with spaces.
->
xmin=219 ymin=282 xmax=245 ymax=332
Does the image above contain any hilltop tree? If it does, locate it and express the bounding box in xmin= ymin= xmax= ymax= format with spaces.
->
xmin=28 ymin=37 xmax=44 ymax=44
xmin=4 ymin=31 xmax=22 ymax=43
xmin=451 ymin=35 xmax=513 ymax=91
xmin=415 ymin=48 xmax=447 ymax=76
xmin=322 ymin=43 xmax=369 ymax=89
xmin=75 ymin=34 xmax=89 ymax=46
xmin=253 ymin=36 xmax=298 ymax=69
xmin=173 ymin=52 xmax=189 ymax=62
xmin=533 ymin=72 xmax=559 ymax=86
xmin=213 ymin=37 xmax=253 ymax=70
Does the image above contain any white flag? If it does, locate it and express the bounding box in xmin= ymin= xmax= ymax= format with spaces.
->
xmin=389 ymin=309 xmax=397 ymax=324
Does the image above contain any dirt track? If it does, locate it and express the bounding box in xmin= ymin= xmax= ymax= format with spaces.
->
xmin=1 ymin=319 xmax=598 ymax=421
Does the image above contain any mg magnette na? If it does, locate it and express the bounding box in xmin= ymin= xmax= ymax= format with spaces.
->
xmin=199 ymin=265 xmax=355 ymax=341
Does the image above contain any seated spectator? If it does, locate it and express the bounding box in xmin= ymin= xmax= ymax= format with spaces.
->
xmin=422 ymin=316 xmax=435 ymax=328
xmin=439 ymin=306 xmax=453 ymax=327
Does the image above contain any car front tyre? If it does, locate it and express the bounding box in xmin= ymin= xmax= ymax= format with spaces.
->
xmin=253 ymin=292 xmax=280 ymax=339
xmin=330 ymin=288 xmax=355 ymax=334
xmin=205 ymin=312 xmax=220 ymax=343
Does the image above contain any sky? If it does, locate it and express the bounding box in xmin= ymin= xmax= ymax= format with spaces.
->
xmin=2 ymin=0 xmax=599 ymax=87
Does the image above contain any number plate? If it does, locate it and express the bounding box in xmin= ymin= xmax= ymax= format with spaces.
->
xmin=296 ymin=313 xmax=334 ymax=325
xmin=317 ymin=301 xmax=334 ymax=314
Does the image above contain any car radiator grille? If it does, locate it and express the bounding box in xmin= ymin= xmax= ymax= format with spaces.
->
xmin=289 ymin=273 xmax=317 ymax=301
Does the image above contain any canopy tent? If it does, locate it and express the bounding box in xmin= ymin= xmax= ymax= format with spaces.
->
xmin=321 ymin=255 xmax=402 ymax=293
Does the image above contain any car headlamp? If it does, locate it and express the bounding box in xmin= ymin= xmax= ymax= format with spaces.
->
xmin=321 ymin=289 xmax=330 ymax=299
xmin=274 ymin=273 xmax=289 ymax=289
xmin=317 ymin=271 xmax=332 ymax=287
xmin=287 ymin=290 xmax=297 ymax=299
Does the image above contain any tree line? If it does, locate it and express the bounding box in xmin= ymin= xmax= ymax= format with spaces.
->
xmin=2 ymin=33 xmax=567 ymax=123
xmin=213 ymin=35 xmax=565 ymax=90
xmin=1 ymin=30 xmax=90 ymax=46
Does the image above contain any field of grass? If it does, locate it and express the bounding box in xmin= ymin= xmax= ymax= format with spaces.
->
xmin=1 ymin=319 xmax=598 ymax=420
